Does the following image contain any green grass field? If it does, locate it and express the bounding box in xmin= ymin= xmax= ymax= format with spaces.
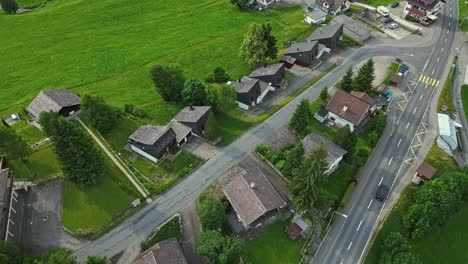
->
xmin=11 ymin=120 xmax=45 ymax=144
xmin=322 ymin=163 xmax=358 ymax=200
xmin=243 ymin=220 xmax=304 ymax=263
xmin=437 ymin=66 xmax=455 ymax=112
xmin=8 ymin=144 xmax=62 ymax=181
xmin=461 ymin=85 xmax=468 ymax=117
xmin=460 ymin=0 xmax=468 ymax=31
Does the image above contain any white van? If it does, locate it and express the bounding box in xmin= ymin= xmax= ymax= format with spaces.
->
xmin=377 ymin=6 xmax=389 ymax=17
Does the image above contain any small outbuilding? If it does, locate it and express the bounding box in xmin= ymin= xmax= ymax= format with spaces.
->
xmin=27 ymin=88 xmax=81 ymax=120
xmin=304 ymin=10 xmax=328 ymax=25
xmin=280 ymin=55 xmax=297 ymax=69
xmin=132 ymin=237 xmax=188 ymax=264
xmin=286 ymin=214 xmax=310 ymax=240
xmin=412 ymin=162 xmax=437 ymax=185
xmin=437 ymin=113 xmax=462 ymax=157
xmin=389 ymin=74 xmax=403 ymax=87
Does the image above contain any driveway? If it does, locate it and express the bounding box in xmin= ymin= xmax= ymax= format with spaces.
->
xmin=14 ymin=180 xmax=84 ymax=255
xmin=182 ymin=136 xmax=219 ymax=160
xmin=180 ymin=201 xmax=207 ymax=264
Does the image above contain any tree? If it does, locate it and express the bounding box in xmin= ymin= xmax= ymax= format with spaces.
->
xmin=213 ymin=67 xmax=230 ymax=83
xmin=40 ymin=112 xmax=103 ymax=185
xmin=355 ymin=148 xmax=370 ymax=166
xmin=239 ymin=24 xmax=268 ymax=66
xmin=289 ymin=144 xmax=328 ymax=212
xmin=353 ymin=59 xmax=375 ymax=92
xmin=342 ymin=67 xmax=354 ymax=92
xmin=379 ymin=232 xmax=420 ymax=264
xmin=86 ymin=256 xmax=107 ymax=264
xmin=0 ymin=127 xmax=31 ymax=160
xmin=0 ymin=241 xmax=25 ymax=264
xmin=207 ymin=85 xmax=237 ymax=113
xmin=199 ymin=198 xmax=227 ymax=230
xmin=319 ymin=86 xmax=329 ymax=104
xmin=0 ymin=0 xmax=18 ymax=14
xmin=150 ymin=64 xmax=185 ymax=102
xmin=289 ymin=99 xmax=311 ymax=138
xmin=333 ymin=125 xmax=357 ymax=161
xmin=230 ymin=0 xmax=251 ymax=9
xmin=262 ymin=23 xmax=278 ymax=59
xmin=81 ymin=95 xmax=120 ymax=133
xmin=282 ymin=143 xmax=304 ymax=177
xmin=204 ymin=113 xmax=218 ymax=141
xmin=197 ymin=230 xmax=243 ymax=264
xmin=182 ymin=79 xmax=207 ymax=106
xmin=34 ymin=248 xmax=77 ymax=264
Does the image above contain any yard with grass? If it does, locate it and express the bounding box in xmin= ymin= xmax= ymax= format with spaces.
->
xmin=243 ymin=220 xmax=304 ymax=263
xmin=8 ymin=144 xmax=62 ymax=181
xmin=10 ymin=120 xmax=45 ymax=144
xmin=461 ymin=85 xmax=468 ymax=117
xmin=322 ymin=163 xmax=358 ymax=201
xmin=437 ymin=65 xmax=456 ymax=112
xmin=364 ymin=142 xmax=467 ymax=264
xmin=141 ymin=216 xmax=182 ymax=250
xmin=460 ymin=0 xmax=468 ymax=31
xmin=357 ymin=0 xmax=396 ymax=7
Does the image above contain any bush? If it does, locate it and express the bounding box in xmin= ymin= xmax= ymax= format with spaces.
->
xmin=270 ymin=151 xmax=285 ymax=164
xmin=199 ymin=198 xmax=227 ymax=230
xmin=275 ymin=160 xmax=286 ymax=171
xmin=340 ymin=182 xmax=356 ymax=207
xmin=124 ymin=104 xmax=148 ymax=118
xmin=256 ymin=144 xmax=272 ymax=160
xmin=405 ymin=15 xmax=421 ymax=23
xmin=141 ymin=217 xmax=182 ymax=251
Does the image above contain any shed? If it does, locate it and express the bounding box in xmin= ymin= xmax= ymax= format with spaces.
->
xmin=415 ymin=162 xmax=436 ymax=180
xmin=305 ymin=10 xmax=328 ymax=25
xmin=27 ymin=88 xmax=81 ymax=120
xmin=389 ymin=74 xmax=403 ymax=87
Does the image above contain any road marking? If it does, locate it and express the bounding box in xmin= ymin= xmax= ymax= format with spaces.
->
xmin=347 ymin=241 xmax=353 ymax=251
xmin=421 ymin=76 xmax=427 ymax=83
xmin=397 ymin=138 xmax=402 ymax=147
xmin=425 ymin=77 xmax=433 ymax=84
xmin=445 ymin=38 xmax=448 ymax=43
xmin=367 ymin=199 xmax=373 ymax=209
xmin=378 ymin=176 xmax=384 ymax=185
xmin=449 ymin=22 xmax=451 ymax=26
xmin=435 ymin=80 xmax=440 ymax=87
xmin=432 ymin=79 xmax=437 ymax=86
xmin=405 ymin=123 xmax=410 ymax=130
xmin=357 ymin=220 xmax=363 ymax=231
xmin=388 ymin=156 xmax=393 ymax=165
xmin=441 ymin=47 xmax=445 ymax=52
xmin=413 ymin=106 xmax=418 ymax=114
xmin=437 ymin=57 xmax=440 ymax=62
xmin=419 ymin=75 xmax=424 ymax=81
xmin=447 ymin=30 xmax=449 ymax=34
xmin=432 ymin=69 xmax=435 ymax=74
xmin=420 ymin=94 xmax=424 ymax=101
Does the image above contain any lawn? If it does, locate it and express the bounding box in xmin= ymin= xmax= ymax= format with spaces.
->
xmin=243 ymin=220 xmax=304 ymax=263
xmin=357 ymin=0 xmax=396 ymax=7
xmin=322 ymin=163 xmax=358 ymax=200
xmin=364 ymin=142 xmax=465 ymax=264
xmin=437 ymin=66 xmax=455 ymax=112
xmin=0 ymin=0 xmax=310 ymax=121
xmin=16 ymin=0 xmax=47 ymax=7
xmin=461 ymin=85 xmax=468 ymax=118
xmin=460 ymin=0 xmax=468 ymax=31
xmin=382 ymin=62 xmax=400 ymax=86
xmin=11 ymin=121 xmax=45 ymax=144
xmin=142 ymin=216 xmax=182 ymax=250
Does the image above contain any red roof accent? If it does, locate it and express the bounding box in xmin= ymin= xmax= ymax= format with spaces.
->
xmin=287 ymin=223 xmax=303 ymax=239
xmin=409 ymin=8 xmax=425 ymax=18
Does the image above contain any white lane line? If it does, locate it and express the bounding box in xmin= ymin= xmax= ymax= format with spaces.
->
xmin=445 ymin=38 xmax=448 ymax=43
xmin=405 ymin=123 xmax=410 ymax=130
xmin=413 ymin=106 xmax=418 ymax=114
xmin=432 ymin=69 xmax=435 ymax=74
xmin=447 ymin=30 xmax=449 ymax=34
xmin=368 ymin=199 xmax=373 ymax=209
xmin=378 ymin=176 xmax=384 ymax=185
xmin=397 ymin=138 xmax=402 ymax=147
xmin=449 ymin=22 xmax=451 ymax=26
xmin=442 ymin=47 xmax=445 ymax=52
xmin=420 ymin=94 xmax=424 ymax=101
xmin=437 ymin=57 xmax=440 ymax=62
xmin=388 ymin=156 xmax=393 ymax=165
xmin=357 ymin=220 xmax=363 ymax=231
xmin=347 ymin=241 xmax=353 ymax=251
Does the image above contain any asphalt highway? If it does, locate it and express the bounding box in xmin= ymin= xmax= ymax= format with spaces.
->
xmin=72 ymin=15 xmax=453 ymax=264
xmin=313 ymin=2 xmax=459 ymax=263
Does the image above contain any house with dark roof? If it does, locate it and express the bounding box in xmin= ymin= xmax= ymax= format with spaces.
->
xmin=221 ymin=166 xmax=287 ymax=233
xmin=172 ymin=106 xmax=212 ymax=136
xmin=128 ymin=125 xmax=177 ymax=163
xmin=302 ymin=133 xmax=347 ymax=174
xmin=248 ymin=63 xmax=285 ymax=87
xmin=412 ymin=162 xmax=437 ymax=185
xmin=27 ymin=88 xmax=81 ymax=120
xmin=282 ymin=41 xmax=319 ymax=67
xmin=306 ymin=23 xmax=344 ymax=52
xmin=313 ymin=0 xmax=349 ymax=15
xmin=132 ymin=237 xmax=188 ymax=264
xmin=0 ymin=156 xmax=17 ymax=242
xmin=323 ymin=90 xmax=376 ymax=131
xmin=227 ymin=77 xmax=274 ymax=110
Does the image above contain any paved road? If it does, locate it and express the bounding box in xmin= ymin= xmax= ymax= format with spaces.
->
xmin=72 ymin=32 xmax=437 ymax=264
xmin=313 ymin=2 xmax=460 ymax=263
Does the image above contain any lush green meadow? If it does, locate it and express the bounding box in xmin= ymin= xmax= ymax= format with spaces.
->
xmin=460 ymin=0 xmax=468 ymax=31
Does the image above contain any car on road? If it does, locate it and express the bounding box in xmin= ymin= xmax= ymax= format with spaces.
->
xmin=389 ymin=23 xmax=399 ymax=29
xmin=382 ymin=17 xmax=393 ymax=24
xmin=390 ymin=2 xmax=400 ymax=8
xmin=375 ymin=185 xmax=390 ymax=201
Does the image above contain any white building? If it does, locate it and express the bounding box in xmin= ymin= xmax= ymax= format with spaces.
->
xmin=437 ymin=113 xmax=461 ymax=156
xmin=304 ymin=10 xmax=328 ymax=25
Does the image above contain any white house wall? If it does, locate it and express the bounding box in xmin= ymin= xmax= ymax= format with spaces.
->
xmin=328 ymin=112 xmax=355 ymax=131
xmin=237 ymin=101 xmax=250 ymax=110
xmin=130 ymin=144 xmax=158 ymax=163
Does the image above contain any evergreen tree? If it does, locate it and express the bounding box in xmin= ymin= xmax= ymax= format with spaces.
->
xmin=182 ymin=78 xmax=207 ymax=106
xmin=197 ymin=230 xmax=243 ymax=264
xmin=0 ymin=0 xmax=18 ymax=14
xmin=230 ymin=0 xmax=251 ymax=9
xmin=239 ymin=24 xmax=268 ymax=66
xmin=81 ymin=95 xmax=120 ymax=133
xmin=204 ymin=113 xmax=218 ymax=141
xmin=262 ymin=23 xmax=278 ymax=59
xmin=0 ymin=127 xmax=31 ymax=160
xmin=282 ymin=143 xmax=304 ymax=177
xmin=353 ymin=59 xmax=375 ymax=92
xmin=333 ymin=125 xmax=357 ymax=161
xmin=289 ymin=144 xmax=328 ymax=212
xmin=342 ymin=67 xmax=354 ymax=92
xmin=289 ymin=99 xmax=311 ymax=138
xmin=150 ymin=64 xmax=185 ymax=102
xmin=320 ymin=86 xmax=329 ymax=104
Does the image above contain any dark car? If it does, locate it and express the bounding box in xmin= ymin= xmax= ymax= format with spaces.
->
xmin=391 ymin=2 xmax=400 ymax=8
xmin=375 ymin=185 xmax=390 ymax=202
xmin=382 ymin=17 xmax=393 ymax=24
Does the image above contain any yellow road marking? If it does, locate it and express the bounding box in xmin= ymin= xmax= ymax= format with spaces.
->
xmin=419 ymin=75 xmax=424 ymax=81
xmin=421 ymin=76 xmax=427 ymax=83
xmin=435 ymin=80 xmax=440 ymax=87
xmin=425 ymin=77 xmax=432 ymax=84
xmin=432 ymin=79 xmax=437 ymax=86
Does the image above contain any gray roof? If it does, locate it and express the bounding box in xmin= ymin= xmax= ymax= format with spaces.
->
xmin=307 ymin=23 xmax=343 ymax=41
xmin=129 ymin=125 xmax=174 ymax=145
xmin=228 ymin=77 xmax=259 ymax=93
xmin=280 ymin=55 xmax=297 ymax=64
xmin=173 ymin=106 xmax=212 ymax=123
xmin=302 ymin=133 xmax=347 ymax=163
xmin=27 ymin=88 xmax=81 ymax=119
xmin=285 ymin=41 xmax=318 ymax=54
xmin=316 ymin=0 xmax=346 ymax=12
xmin=221 ymin=166 xmax=286 ymax=227
xmin=249 ymin=63 xmax=284 ymax=78
xmin=132 ymin=238 xmax=188 ymax=264
xmin=306 ymin=9 xmax=327 ymax=20
xmin=0 ymin=157 xmax=13 ymax=241
xmin=169 ymin=121 xmax=192 ymax=143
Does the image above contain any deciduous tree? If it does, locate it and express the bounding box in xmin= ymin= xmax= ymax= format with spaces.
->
xmin=333 ymin=125 xmax=357 ymax=161
xmin=0 ymin=0 xmax=18 ymax=14
xmin=199 ymin=198 xmax=227 ymax=230
xmin=240 ymin=24 xmax=268 ymax=66
xmin=34 ymin=248 xmax=77 ymax=264
xmin=379 ymin=232 xmax=420 ymax=264
xmin=197 ymin=230 xmax=243 ymax=264
xmin=86 ymin=256 xmax=107 ymax=264
xmin=0 ymin=127 xmax=31 ymax=160
xmin=203 ymin=113 xmax=218 ymax=141
xmin=207 ymin=85 xmax=237 ymax=113
xmin=230 ymin=0 xmax=251 ymax=9
xmin=150 ymin=64 xmax=185 ymax=102
xmin=81 ymin=95 xmax=120 ymax=133
xmin=182 ymin=79 xmax=207 ymax=106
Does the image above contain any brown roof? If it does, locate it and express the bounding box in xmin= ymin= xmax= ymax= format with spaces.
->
xmin=287 ymin=223 xmax=302 ymax=239
xmin=221 ymin=166 xmax=286 ymax=227
xmin=389 ymin=74 xmax=402 ymax=84
xmin=132 ymin=238 xmax=188 ymax=264
xmin=416 ymin=162 xmax=436 ymax=180
xmin=350 ymin=91 xmax=375 ymax=105
xmin=27 ymin=88 xmax=81 ymax=119
xmin=325 ymin=90 xmax=371 ymax=126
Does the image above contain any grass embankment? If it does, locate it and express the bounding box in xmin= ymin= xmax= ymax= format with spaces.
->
xmin=243 ymin=220 xmax=304 ymax=264
xmin=358 ymin=0 xmax=395 ymax=7
xmin=141 ymin=216 xmax=182 ymax=250
xmin=382 ymin=63 xmax=400 ymax=86
xmin=459 ymin=0 xmax=468 ymax=31
xmin=437 ymin=66 xmax=456 ymax=112
xmin=364 ymin=142 xmax=465 ymax=264
xmin=460 ymin=85 xmax=468 ymax=117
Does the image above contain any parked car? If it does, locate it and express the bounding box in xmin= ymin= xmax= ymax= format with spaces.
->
xmin=382 ymin=17 xmax=393 ymax=24
xmin=389 ymin=23 xmax=399 ymax=29
xmin=390 ymin=2 xmax=400 ymax=8
xmin=375 ymin=185 xmax=390 ymax=202
xmin=377 ymin=6 xmax=390 ymax=17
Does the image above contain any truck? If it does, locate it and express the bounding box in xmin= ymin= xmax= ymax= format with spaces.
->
xmin=377 ymin=6 xmax=390 ymax=17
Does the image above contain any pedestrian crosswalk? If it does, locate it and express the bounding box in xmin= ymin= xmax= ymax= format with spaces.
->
xmin=418 ymin=75 xmax=440 ymax=87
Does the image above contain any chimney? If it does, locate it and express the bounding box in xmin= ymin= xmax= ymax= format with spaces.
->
xmin=297 ymin=48 xmax=299 ymax=51
xmin=238 ymin=78 xmax=242 ymax=82
xmin=342 ymin=105 xmax=348 ymax=112
xmin=189 ymin=104 xmax=194 ymax=111
xmin=264 ymin=63 xmax=267 ymax=68
xmin=250 ymin=182 xmax=256 ymax=189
